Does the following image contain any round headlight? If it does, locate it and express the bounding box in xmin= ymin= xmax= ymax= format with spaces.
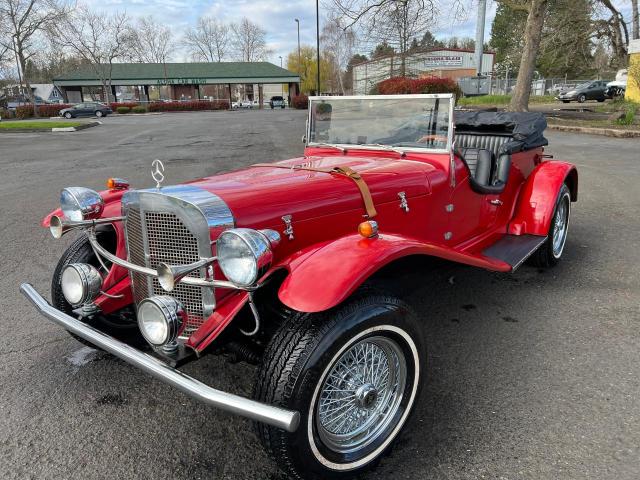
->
xmin=60 ymin=187 xmax=104 ymax=221
xmin=61 ymin=263 xmax=102 ymax=306
xmin=137 ymin=296 xmax=185 ymax=346
xmin=216 ymin=229 xmax=279 ymax=287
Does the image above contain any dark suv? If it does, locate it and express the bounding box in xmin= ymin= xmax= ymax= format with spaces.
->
xmin=556 ymin=80 xmax=608 ymax=103
xmin=269 ymin=96 xmax=286 ymax=109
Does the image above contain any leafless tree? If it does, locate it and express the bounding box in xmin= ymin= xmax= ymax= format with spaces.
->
xmin=50 ymin=4 xmax=129 ymax=102
xmin=321 ymin=13 xmax=356 ymax=94
xmin=0 ymin=0 xmax=67 ymax=115
xmin=506 ymin=0 xmax=548 ymax=112
xmin=328 ymin=0 xmax=465 ymax=76
xmin=632 ymin=0 xmax=639 ymax=40
xmin=126 ymin=16 xmax=173 ymax=63
xmin=183 ymin=16 xmax=229 ymax=62
xmin=593 ymin=0 xmax=631 ymax=67
xmin=231 ymin=18 xmax=271 ymax=62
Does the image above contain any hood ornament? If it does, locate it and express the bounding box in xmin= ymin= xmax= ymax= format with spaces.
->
xmin=151 ymin=159 xmax=165 ymax=188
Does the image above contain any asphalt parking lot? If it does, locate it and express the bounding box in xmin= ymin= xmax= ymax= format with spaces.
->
xmin=1 ymin=110 xmax=639 ymax=480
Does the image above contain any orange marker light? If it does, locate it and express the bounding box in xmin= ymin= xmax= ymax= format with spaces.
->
xmin=358 ymin=220 xmax=379 ymax=238
xmin=106 ymin=178 xmax=130 ymax=190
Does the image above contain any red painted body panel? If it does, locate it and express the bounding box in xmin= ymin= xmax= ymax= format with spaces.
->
xmin=44 ymin=144 xmax=577 ymax=350
xmin=508 ymin=161 xmax=578 ymax=236
xmin=278 ymin=233 xmax=511 ymax=313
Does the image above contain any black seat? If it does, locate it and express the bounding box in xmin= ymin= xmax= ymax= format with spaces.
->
xmin=456 ymin=133 xmax=512 ymax=158
xmin=457 ymin=147 xmax=511 ymax=195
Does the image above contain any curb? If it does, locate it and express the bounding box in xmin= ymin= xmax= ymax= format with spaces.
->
xmin=546 ymin=123 xmax=640 ymax=138
xmin=52 ymin=121 xmax=101 ymax=132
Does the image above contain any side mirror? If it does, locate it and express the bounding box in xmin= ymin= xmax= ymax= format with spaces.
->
xmin=302 ymin=135 xmax=306 ymax=143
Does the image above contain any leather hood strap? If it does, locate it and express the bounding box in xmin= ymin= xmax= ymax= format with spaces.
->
xmin=251 ymin=163 xmax=378 ymax=218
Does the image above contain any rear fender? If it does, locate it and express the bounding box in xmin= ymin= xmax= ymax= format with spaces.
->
xmin=509 ymin=161 xmax=578 ymax=236
xmin=278 ymin=233 xmax=511 ymax=313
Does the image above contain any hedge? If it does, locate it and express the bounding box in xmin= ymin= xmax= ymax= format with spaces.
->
xmin=131 ymin=106 xmax=147 ymax=113
xmin=292 ymin=95 xmax=309 ymax=109
xmin=375 ymin=76 xmax=463 ymax=99
xmin=116 ymin=106 xmax=131 ymax=114
xmin=15 ymin=104 xmax=72 ymax=119
xmin=147 ymin=100 xmax=229 ymax=112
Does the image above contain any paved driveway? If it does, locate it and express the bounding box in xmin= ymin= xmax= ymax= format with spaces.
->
xmin=0 ymin=110 xmax=638 ymax=479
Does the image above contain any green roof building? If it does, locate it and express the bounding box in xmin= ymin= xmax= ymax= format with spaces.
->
xmin=53 ymin=62 xmax=301 ymax=106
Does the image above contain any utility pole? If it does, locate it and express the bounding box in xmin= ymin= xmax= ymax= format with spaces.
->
xmin=279 ymin=56 xmax=284 ymax=97
xmin=316 ymin=0 xmax=321 ymax=95
xmin=474 ymin=0 xmax=487 ymax=76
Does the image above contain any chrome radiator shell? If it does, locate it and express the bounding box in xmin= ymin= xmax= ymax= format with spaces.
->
xmin=122 ymin=185 xmax=234 ymax=336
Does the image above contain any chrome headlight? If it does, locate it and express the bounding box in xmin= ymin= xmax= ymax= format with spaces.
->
xmin=61 ymin=263 xmax=102 ymax=306
xmin=216 ymin=229 xmax=280 ymax=287
xmin=137 ymin=296 xmax=185 ymax=346
xmin=60 ymin=187 xmax=104 ymax=221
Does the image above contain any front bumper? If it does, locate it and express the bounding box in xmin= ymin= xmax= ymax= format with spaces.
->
xmin=20 ymin=283 xmax=300 ymax=432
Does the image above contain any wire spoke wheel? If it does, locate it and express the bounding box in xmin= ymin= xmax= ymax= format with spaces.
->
xmin=315 ymin=336 xmax=407 ymax=454
xmin=552 ymin=193 xmax=570 ymax=258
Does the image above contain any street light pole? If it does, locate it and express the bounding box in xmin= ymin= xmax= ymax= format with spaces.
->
xmin=295 ymin=18 xmax=301 ymax=76
xmin=316 ymin=0 xmax=321 ymax=95
xmin=279 ymin=56 xmax=284 ymax=97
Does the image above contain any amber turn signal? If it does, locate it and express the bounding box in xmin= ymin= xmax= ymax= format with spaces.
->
xmin=358 ymin=220 xmax=379 ymax=238
xmin=106 ymin=178 xmax=130 ymax=190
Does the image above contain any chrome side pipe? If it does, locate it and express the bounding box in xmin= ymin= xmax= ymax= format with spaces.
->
xmin=20 ymin=283 xmax=300 ymax=432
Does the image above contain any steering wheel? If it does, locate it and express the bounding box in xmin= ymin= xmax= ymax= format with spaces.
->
xmin=416 ymin=134 xmax=448 ymax=144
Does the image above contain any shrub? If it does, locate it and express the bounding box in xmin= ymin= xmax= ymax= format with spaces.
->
xmin=615 ymin=102 xmax=637 ymax=126
xmin=292 ymin=95 xmax=309 ymax=109
xmin=15 ymin=103 xmax=72 ymax=119
xmin=110 ymin=102 xmax=139 ymax=111
xmin=131 ymin=106 xmax=147 ymax=114
xmin=0 ymin=108 xmax=16 ymax=119
xmin=116 ymin=106 xmax=131 ymax=114
xmin=376 ymin=76 xmax=463 ymax=100
xmin=147 ymin=100 xmax=229 ymax=112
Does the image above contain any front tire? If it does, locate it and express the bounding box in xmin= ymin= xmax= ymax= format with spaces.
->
xmin=528 ymin=184 xmax=571 ymax=268
xmin=254 ymin=291 xmax=424 ymax=479
xmin=578 ymin=94 xmax=586 ymax=103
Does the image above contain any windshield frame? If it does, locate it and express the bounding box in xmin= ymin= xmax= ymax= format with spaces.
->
xmin=305 ymin=93 xmax=455 ymax=155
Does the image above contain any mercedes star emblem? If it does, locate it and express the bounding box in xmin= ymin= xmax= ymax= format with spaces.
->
xmin=151 ymin=159 xmax=165 ymax=189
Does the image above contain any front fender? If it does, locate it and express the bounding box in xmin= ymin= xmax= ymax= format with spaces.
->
xmin=509 ymin=161 xmax=578 ymax=236
xmin=278 ymin=233 xmax=511 ymax=313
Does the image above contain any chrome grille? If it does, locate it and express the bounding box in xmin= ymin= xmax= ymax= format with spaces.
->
xmin=125 ymin=208 xmax=206 ymax=337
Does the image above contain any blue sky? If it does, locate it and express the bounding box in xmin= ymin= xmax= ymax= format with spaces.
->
xmin=87 ymin=0 xmax=633 ymax=64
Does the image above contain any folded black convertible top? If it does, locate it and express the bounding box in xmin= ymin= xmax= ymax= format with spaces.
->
xmin=454 ymin=111 xmax=548 ymax=154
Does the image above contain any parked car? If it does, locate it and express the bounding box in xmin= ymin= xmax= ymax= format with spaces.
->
xmin=547 ymin=83 xmax=576 ymax=95
xmin=605 ymin=69 xmax=628 ymax=99
xmin=556 ymin=80 xmax=608 ymax=103
xmin=59 ymin=101 xmax=112 ymax=118
xmin=0 ymin=94 xmax=50 ymax=111
xmin=22 ymin=94 xmax=578 ymax=480
xmin=269 ymin=95 xmax=286 ymax=109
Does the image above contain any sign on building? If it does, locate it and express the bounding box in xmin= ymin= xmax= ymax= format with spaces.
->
xmin=424 ymin=56 xmax=463 ymax=68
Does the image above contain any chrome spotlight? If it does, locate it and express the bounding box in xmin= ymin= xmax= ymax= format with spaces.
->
xmin=61 ymin=263 xmax=102 ymax=306
xmin=60 ymin=187 xmax=104 ymax=221
xmin=137 ymin=296 xmax=185 ymax=346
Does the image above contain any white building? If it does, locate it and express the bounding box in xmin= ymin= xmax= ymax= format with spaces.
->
xmin=352 ymin=48 xmax=495 ymax=95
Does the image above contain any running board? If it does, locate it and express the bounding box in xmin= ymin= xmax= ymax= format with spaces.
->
xmin=482 ymin=234 xmax=547 ymax=272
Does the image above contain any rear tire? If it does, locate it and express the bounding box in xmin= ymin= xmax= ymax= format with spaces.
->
xmin=253 ymin=290 xmax=424 ymax=480
xmin=95 ymin=110 xmax=103 ymax=117
xmin=528 ymin=184 xmax=571 ymax=268
xmin=64 ymin=112 xmax=73 ymax=119
xmin=52 ymin=233 xmax=139 ymax=347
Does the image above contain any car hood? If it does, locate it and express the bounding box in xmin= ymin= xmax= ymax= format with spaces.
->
xmin=185 ymin=155 xmax=434 ymax=228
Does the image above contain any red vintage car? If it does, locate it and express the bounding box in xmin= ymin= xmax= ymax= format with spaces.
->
xmin=22 ymin=94 xmax=577 ymax=480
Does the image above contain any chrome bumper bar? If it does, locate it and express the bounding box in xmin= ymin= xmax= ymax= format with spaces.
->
xmin=20 ymin=283 xmax=300 ymax=433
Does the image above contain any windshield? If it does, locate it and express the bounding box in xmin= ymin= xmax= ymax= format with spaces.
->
xmin=308 ymin=95 xmax=453 ymax=151
xmin=575 ymin=82 xmax=591 ymax=90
